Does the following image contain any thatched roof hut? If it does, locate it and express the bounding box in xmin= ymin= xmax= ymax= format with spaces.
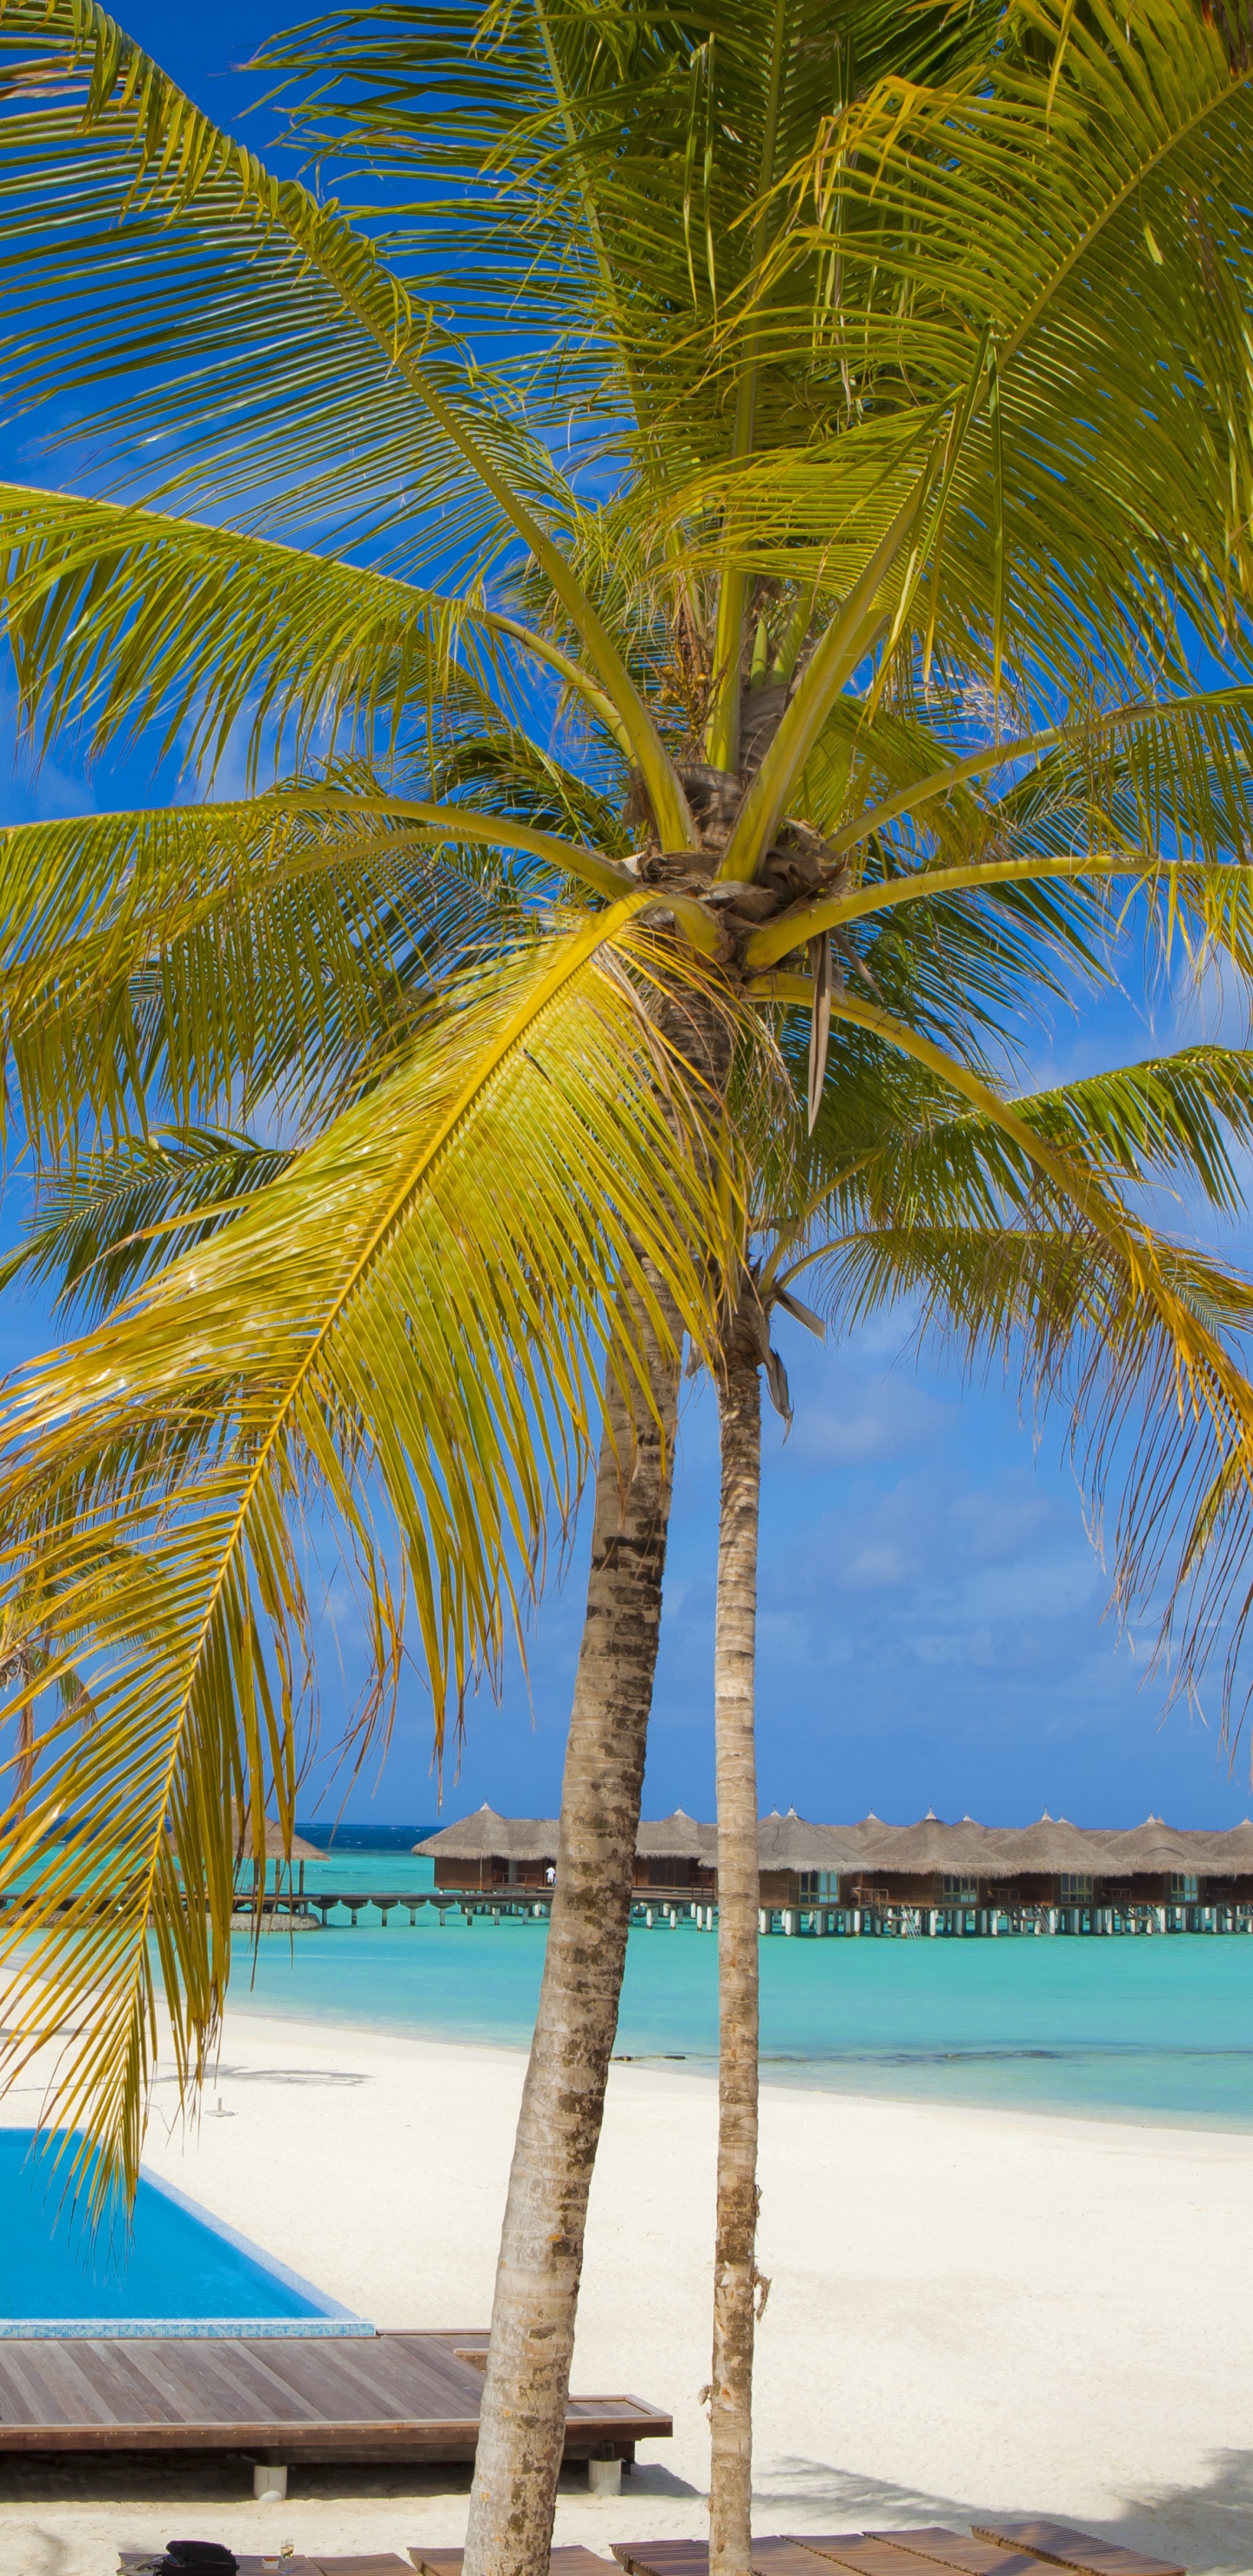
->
xmin=756 ymin=1809 xmax=866 ymax=1869
xmin=412 ymin=1804 xmax=1253 ymax=1887
xmin=636 ymin=1809 xmax=709 ymax=1860
xmin=1188 ymin=1820 xmax=1253 ymax=1874
xmin=855 ymin=1815 xmax=1020 ymax=1879
xmin=230 ymin=1804 xmax=323 ymax=1862
xmin=416 ymin=1806 xmax=712 ymax=1865
xmin=414 ymin=1806 xmax=556 ymax=1861
xmin=989 ymin=1815 xmax=1117 ymax=1874
xmin=1094 ymin=1820 xmax=1202 ymax=1871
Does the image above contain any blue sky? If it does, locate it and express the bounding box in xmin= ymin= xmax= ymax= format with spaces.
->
xmin=3 ymin=1 xmax=1252 ymax=1836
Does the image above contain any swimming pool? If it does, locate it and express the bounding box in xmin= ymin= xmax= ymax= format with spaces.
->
xmin=0 ymin=2127 xmax=370 ymax=2338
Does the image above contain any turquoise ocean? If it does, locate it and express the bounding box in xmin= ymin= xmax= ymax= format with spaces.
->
xmin=228 ymin=1848 xmax=1253 ymax=2132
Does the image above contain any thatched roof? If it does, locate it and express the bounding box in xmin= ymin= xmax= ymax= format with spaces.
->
xmin=756 ymin=1809 xmax=866 ymax=1868
xmin=231 ymin=1805 xmax=323 ymax=1862
xmin=854 ymin=1815 xmax=1021 ymax=1879
xmin=989 ymin=1816 xmax=1116 ymax=1874
xmin=416 ymin=1808 xmax=714 ymax=1862
xmin=1187 ymin=1821 xmax=1253 ymax=1874
xmin=1095 ymin=1820 xmax=1203 ymax=1871
xmin=414 ymin=1806 xmax=557 ymax=1861
xmin=635 ymin=1809 xmax=710 ymax=1859
xmin=412 ymin=1804 xmax=1253 ymax=1878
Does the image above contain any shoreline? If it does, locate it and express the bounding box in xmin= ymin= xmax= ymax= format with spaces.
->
xmin=3 ymin=2001 xmax=1253 ymax=2575
xmin=223 ymin=1982 xmax=1253 ymax=2137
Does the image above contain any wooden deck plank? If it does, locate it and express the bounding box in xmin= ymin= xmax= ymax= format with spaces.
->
xmin=0 ymin=2331 xmax=673 ymax=2459
xmin=613 ymin=2545 xmax=713 ymax=2576
xmin=614 ymin=2545 xmax=883 ymax=2576
xmin=753 ymin=2545 xmax=862 ymax=2576
xmin=310 ymin=2558 xmax=416 ymax=2573
xmin=410 ymin=2549 xmax=614 ymax=2576
xmin=874 ymin=2530 xmax=1046 ymax=2576
xmin=971 ymin=2525 xmax=1184 ymax=2576
xmin=783 ymin=2539 xmax=968 ymax=2576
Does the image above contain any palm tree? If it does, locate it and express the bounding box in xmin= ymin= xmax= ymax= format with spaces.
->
xmin=5 ymin=7 xmax=1253 ymax=2574
xmin=707 ymin=1030 xmax=1253 ymax=2570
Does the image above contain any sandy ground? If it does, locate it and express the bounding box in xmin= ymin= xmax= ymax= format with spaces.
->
xmin=2 ymin=2007 xmax=1251 ymax=2576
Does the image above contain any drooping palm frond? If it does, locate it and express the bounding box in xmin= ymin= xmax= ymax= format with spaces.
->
xmin=733 ymin=1024 xmax=1253 ymax=1738
xmin=0 ymin=912 xmax=736 ymax=2210
xmin=0 ymin=780 xmax=667 ymax=1166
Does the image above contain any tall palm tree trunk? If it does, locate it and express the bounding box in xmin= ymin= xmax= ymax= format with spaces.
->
xmin=463 ymin=1305 xmax=680 ymax=2576
xmin=709 ymin=1291 xmax=763 ymax=2576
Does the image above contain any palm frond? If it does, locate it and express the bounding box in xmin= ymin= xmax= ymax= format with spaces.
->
xmin=0 ymin=783 xmax=662 ymax=1164
xmin=0 ymin=912 xmax=734 ymax=2209
xmin=0 ymin=1127 xmax=291 ymax=1322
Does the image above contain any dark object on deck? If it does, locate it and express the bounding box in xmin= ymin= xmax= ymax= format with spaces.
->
xmin=0 ymin=2329 xmax=670 ymax=2467
xmin=164 ymin=2549 xmax=238 ymax=2573
xmin=971 ymin=2524 xmax=1185 ymax=2576
xmin=121 ymin=2558 xmax=412 ymax=2576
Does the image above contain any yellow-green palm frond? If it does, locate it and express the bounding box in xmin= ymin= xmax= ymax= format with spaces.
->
xmin=811 ymin=1206 xmax=1253 ymax=1724
xmin=0 ymin=3 xmax=560 ymax=557
xmin=725 ymin=0 xmax=1253 ymax=685
xmin=0 ymin=912 xmax=735 ymax=2210
xmin=0 ymin=1127 xmax=292 ymax=1323
xmin=745 ymin=1025 xmax=1253 ymax=1739
xmin=802 ymin=1044 xmax=1253 ymax=1236
xmin=0 ymin=484 xmax=640 ymax=782
xmin=260 ymin=0 xmax=995 ymax=446
xmin=802 ymin=1000 xmax=1253 ymax=1721
xmin=0 ymin=783 xmax=644 ymax=1165
xmin=743 ymin=681 xmax=1253 ymax=979
xmin=0 ymin=3 xmax=692 ymax=841
xmin=0 ymin=486 xmax=517 ymax=779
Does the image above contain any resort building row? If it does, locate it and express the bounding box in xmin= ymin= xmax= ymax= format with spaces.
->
xmin=415 ymin=1807 xmax=1253 ymax=1935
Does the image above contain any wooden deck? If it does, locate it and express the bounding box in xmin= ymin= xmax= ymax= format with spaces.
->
xmin=971 ymin=2526 xmax=1184 ymax=2576
xmin=0 ymin=2328 xmax=671 ymax=2464
xmin=412 ymin=2551 xmax=615 ymax=2576
xmin=122 ymin=2558 xmax=416 ymax=2575
xmin=612 ymin=2529 xmax=1186 ymax=2576
xmin=122 ymin=2560 xmax=415 ymax=2575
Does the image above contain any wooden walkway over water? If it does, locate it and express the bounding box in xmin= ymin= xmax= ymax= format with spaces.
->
xmin=0 ymin=2327 xmax=670 ymax=2473
xmin=5 ymin=1887 xmax=1249 ymax=1936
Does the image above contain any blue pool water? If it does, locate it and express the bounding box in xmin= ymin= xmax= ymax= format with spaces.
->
xmin=0 ymin=2129 xmax=368 ymax=2337
xmin=226 ymin=1862 xmax=1253 ymax=2131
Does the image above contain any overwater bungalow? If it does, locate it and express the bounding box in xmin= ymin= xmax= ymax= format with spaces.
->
xmin=230 ymin=1805 xmax=323 ymax=1895
xmin=415 ymin=1805 xmax=717 ymax=1899
xmin=412 ymin=1807 xmax=1253 ymax=1933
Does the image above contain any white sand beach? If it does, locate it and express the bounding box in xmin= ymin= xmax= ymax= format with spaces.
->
xmin=2 ymin=2008 xmax=1252 ymax=2576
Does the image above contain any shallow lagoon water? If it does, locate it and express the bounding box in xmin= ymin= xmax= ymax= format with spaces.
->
xmin=229 ymin=1858 xmax=1253 ymax=2130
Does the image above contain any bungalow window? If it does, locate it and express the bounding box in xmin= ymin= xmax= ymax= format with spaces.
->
xmin=799 ymin=1871 xmax=837 ymax=1897
xmin=1060 ymin=1875 xmax=1093 ymax=1898
xmin=1169 ymin=1874 xmax=1198 ymax=1898
xmin=942 ymin=1875 xmax=978 ymax=1900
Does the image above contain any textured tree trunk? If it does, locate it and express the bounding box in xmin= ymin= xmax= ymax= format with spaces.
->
xmin=709 ymin=1292 xmax=763 ymax=2576
xmin=462 ymin=1304 xmax=680 ymax=2576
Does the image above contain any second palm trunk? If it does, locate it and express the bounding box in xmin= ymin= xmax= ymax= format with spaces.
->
xmin=710 ymin=1295 xmax=764 ymax=2576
